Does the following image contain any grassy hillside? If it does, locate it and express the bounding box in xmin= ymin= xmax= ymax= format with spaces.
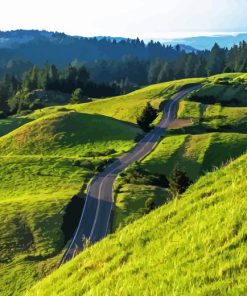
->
xmin=1 ymin=74 xmax=246 ymax=295
xmin=143 ymin=132 xmax=247 ymax=180
xmin=28 ymin=78 xmax=205 ymax=124
xmin=0 ymin=117 xmax=30 ymax=137
xmin=0 ymin=155 xmax=95 ymax=296
xmin=113 ymin=73 xmax=247 ymax=230
xmin=0 ymin=111 xmax=138 ymax=295
xmin=27 ymin=152 xmax=247 ymax=296
xmin=0 ymin=111 xmax=139 ymax=157
xmin=1 ymin=78 xmax=205 ymax=295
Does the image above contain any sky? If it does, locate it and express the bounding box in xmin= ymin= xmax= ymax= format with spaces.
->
xmin=0 ymin=0 xmax=247 ymax=38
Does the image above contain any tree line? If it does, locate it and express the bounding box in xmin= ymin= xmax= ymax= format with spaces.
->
xmin=86 ymin=42 xmax=247 ymax=88
xmin=0 ymin=64 xmax=119 ymax=116
xmin=0 ymin=41 xmax=246 ymax=117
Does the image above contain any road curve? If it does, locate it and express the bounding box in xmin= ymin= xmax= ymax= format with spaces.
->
xmin=61 ymin=86 xmax=201 ymax=264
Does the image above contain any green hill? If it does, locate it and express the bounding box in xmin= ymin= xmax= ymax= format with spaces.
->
xmin=113 ymin=73 xmax=247 ymax=230
xmin=143 ymin=132 xmax=247 ymax=180
xmin=0 ymin=156 xmax=94 ymax=296
xmin=0 ymin=111 xmax=139 ymax=157
xmin=113 ymin=132 xmax=247 ymax=230
xmin=27 ymin=152 xmax=247 ymax=296
xmin=28 ymin=77 xmax=205 ymax=124
xmin=0 ymin=73 xmax=246 ymax=295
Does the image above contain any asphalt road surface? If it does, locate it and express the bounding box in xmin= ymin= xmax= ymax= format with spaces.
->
xmin=61 ymin=86 xmax=201 ymax=264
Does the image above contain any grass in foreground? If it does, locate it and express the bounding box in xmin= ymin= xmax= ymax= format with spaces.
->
xmin=0 ymin=156 xmax=95 ymax=296
xmin=27 ymin=152 xmax=247 ymax=296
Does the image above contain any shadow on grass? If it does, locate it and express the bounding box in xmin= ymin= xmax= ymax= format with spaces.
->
xmin=167 ymin=122 xmax=247 ymax=136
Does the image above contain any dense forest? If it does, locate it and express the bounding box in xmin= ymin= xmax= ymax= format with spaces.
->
xmin=0 ymin=32 xmax=181 ymax=68
xmin=85 ymin=42 xmax=247 ymax=85
xmin=0 ymin=40 xmax=246 ymax=117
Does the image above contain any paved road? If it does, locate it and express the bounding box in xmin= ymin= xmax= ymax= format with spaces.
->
xmin=61 ymin=86 xmax=201 ymax=264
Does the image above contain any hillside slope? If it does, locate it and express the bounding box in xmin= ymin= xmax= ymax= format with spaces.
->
xmin=27 ymin=152 xmax=247 ymax=295
xmin=28 ymin=78 xmax=205 ymax=124
xmin=0 ymin=74 xmax=246 ymax=295
xmin=0 ymin=111 xmax=139 ymax=156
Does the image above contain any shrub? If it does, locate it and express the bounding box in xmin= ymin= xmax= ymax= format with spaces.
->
xmin=137 ymin=103 xmax=157 ymax=132
xmin=169 ymin=169 xmax=192 ymax=197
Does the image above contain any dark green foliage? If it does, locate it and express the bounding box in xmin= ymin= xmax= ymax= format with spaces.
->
xmin=0 ymin=64 xmax=120 ymax=115
xmin=120 ymin=164 xmax=169 ymax=188
xmin=206 ymin=43 xmax=227 ymax=76
xmin=169 ymin=169 xmax=192 ymax=197
xmin=137 ymin=103 xmax=157 ymax=132
xmin=145 ymin=197 xmax=155 ymax=214
xmin=61 ymin=195 xmax=85 ymax=244
xmin=70 ymin=88 xmax=84 ymax=104
xmin=0 ymin=41 xmax=247 ymax=116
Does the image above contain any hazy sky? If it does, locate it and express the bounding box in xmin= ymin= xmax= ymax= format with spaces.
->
xmin=0 ymin=0 xmax=247 ymax=38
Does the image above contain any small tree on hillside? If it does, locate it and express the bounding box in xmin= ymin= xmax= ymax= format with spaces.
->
xmin=137 ymin=102 xmax=157 ymax=132
xmin=169 ymin=169 xmax=192 ymax=197
xmin=71 ymin=88 xmax=84 ymax=104
xmin=145 ymin=197 xmax=155 ymax=214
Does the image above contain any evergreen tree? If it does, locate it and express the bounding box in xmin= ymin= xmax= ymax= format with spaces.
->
xmin=145 ymin=197 xmax=155 ymax=214
xmin=70 ymin=88 xmax=84 ymax=103
xmin=169 ymin=169 xmax=192 ymax=197
xmin=137 ymin=102 xmax=157 ymax=132
xmin=148 ymin=59 xmax=165 ymax=84
xmin=207 ymin=43 xmax=226 ymax=76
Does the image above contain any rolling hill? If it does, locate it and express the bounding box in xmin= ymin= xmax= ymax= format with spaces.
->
xmin=0 ymin=73 xmax=246 ymax=295
xmin=113 ymin=73 xmax=247 ymax=230
xmin=27 ymin=151 xmax=247 ymax=295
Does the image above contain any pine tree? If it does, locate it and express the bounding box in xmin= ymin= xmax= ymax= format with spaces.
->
xmin=207 ymin=43 xmax=226 ymax=76
xmin=71 ymin=88 xmax=84 ymax=104
xmin=169 ymin=169 xmax=192 ymax=197
xmin=137 ymin=102 xmax=157 ymax=132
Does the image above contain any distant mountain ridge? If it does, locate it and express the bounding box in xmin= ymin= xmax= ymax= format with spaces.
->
xmin=0 ymin=30 xmax=184 ymax=69
xmin=155 ymin=33 xmax=247 ymax=50
xmin=1 ymin=30 xmax=246 ymax=52
xmin=0 ymin=30 xmax=134 ymax=49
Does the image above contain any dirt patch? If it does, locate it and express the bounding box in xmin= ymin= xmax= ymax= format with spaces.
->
xmin=168 ymin=119 xmax=193 ymax=129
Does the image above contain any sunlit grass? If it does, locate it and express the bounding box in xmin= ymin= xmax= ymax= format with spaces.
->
xmin=27 ymin=152 xmax=247 ymax=295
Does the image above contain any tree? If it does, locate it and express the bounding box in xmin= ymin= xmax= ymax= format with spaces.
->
xmin=145 ymin=197 xmax=155 ymax=214
xmin=148 ymin=59 xmax=165 ymax=84
xmin=169 ymin=169 xmax=192 ymax=197
xmin=70 ymin=88 xmax=84 ymax=103
xmin=207 ymin=43 xmax=226 ymax=76
xmin=137 ymin=102 xmax=157 ymax=132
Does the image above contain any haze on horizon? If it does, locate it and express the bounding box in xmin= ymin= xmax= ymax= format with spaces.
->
xmin=0 ymin=0 xmax=247 ymax=39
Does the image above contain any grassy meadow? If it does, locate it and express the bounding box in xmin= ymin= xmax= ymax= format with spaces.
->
xmin=27 ymin=151 xmax=247 ymax=296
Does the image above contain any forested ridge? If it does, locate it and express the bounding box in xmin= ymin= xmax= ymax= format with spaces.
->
xmin=0 ymin=40 xmax=246 ymax=117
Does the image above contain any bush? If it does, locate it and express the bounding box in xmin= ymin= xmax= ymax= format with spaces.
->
xmin=169 ymin=169 xmax=192 ymax=197
xmin=145 ymin=198 xmax=155 ymax=214
xmin=120 ymin=164 xmax=169 ymax=188
xmin=137 ymin=103 xmax=157 ymax=132
xmin=70 ymin=88 xmax=85 ymax=104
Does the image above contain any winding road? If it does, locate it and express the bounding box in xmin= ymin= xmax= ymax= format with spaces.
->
xmin=61 ymin=86 xmax=201 ymax=264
